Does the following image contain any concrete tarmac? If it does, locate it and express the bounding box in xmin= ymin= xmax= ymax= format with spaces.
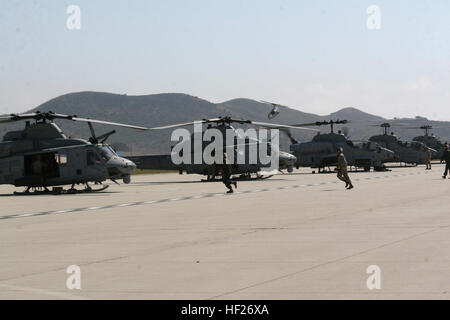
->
xmin=1 ymin=165 xmax=449 ymax=299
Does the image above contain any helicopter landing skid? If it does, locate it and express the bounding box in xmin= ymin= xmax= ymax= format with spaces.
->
xmin=14 ymin=183 xmax=109 ymax=195
xmin=236 ymin=173 xmax=274 ymax=181
xmin=67 ymin=184 xmax=110 ymax=194
xmin=201 ymin=173 xmax=274 ymax=182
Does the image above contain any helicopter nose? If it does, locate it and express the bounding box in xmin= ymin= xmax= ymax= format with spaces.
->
xmin=280 ymin=152 xmax=297 ymax=165
xmin=107 ymin=157 xmax=136 ymax=176
xmin=289 ymin=154 xmax=297 ymax=164
xmin=122 ymin=159 xmax=136 ymax=173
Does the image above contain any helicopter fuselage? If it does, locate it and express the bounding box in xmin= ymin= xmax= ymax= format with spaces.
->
xmin=0 ymin=122 xmax=136 ymax=188
xmin=290 ymin=133 xmax=395 ymax=171
xmin=129 ymin=123 xmax=297 ymax=177
xmin=369 ymin=134 xmax=430 ymax=164
xmin=412 ymin=135 xmax=444 ymax=159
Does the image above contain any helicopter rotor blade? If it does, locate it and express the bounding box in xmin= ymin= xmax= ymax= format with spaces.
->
xmin=0 ymin=111 xmax=151 ymax=131
xmin=260 ymin=100 xmax=280 ymax=107
xmin=0 ymin=113 xmax=44 ymax=124
xmin=369 ymin=122 xmax=409 ymax=127
xmin=279 ymin=128 xmax=299 ymax=144
xmin=64 ymin=116 xmax=149 ymax=131
xmin=290 ymin=122 xmax=323 ymax=127
xmin=287 ymin=120 xmax=350 ymax=127
xmin=145 ymin=119 xmax=223 ymax=130
xmin=428 ymin=125 xmax=450 ymax=129
xmin=145 ymin=117 xmax=318 ymax=132
xmin=248 ymin=121 xmax=318 ymax=131
xmin=97 ymin=130 xmax=117 ymax=144
xmin=398 ymin=125 xmax=450 ymax=130
xmin=87 ymin=122 xmax=97 ymax=140
xmin=397 ymin=127 xmax=424 ymax=130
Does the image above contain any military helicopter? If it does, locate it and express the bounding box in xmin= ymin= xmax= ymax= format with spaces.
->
xmin=400 ymin=125 xmax=447 ymax=159
xmin=368 ymin=123 xmax=437 ymax=165
xmin=283 ymin=120 xmax=395 ymax=172
xmin=128 ymin=117 xmax=314 ymax=180
xmin=0 ymin=111 xmax=148 ymax=194
xmin=261 ymin=101 xmax=280 ymax=120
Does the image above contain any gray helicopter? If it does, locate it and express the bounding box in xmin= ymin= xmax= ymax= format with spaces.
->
xmin=284 ymin=120 xmax=395 ymax=172
xmin=368 ymin=123 xmax=437 ymax=165
xmin=128 ymin=117 xmax=313 ymax=180
xmin=261 ymin=101 xmax=280 ymax=120
xmin=0 ymin=111 xmax=147 ymax=194
xmin=401 ymin=125 xmax=447 ymax=159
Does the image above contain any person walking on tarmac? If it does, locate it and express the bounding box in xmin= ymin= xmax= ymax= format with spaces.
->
xmin=337 ymin=147 xmax=354 ymax=190
xmin=222 ymin=152 xmax=237 ymax=193
xmin=441 ymin=144 xmax=450 ymax=179
xmin=425 ymin=148 xmax=432 ymax=170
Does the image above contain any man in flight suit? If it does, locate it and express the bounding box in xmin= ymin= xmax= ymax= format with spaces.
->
xmin=441 ymin=144 xmax=450 ymax=179
xmin=337 ymin=147 xmax=354 ymax=190
xmin=425 ymin=148 xmax=432 ymax=170
xmin=222 ymin=152 xmax=237 ymax=193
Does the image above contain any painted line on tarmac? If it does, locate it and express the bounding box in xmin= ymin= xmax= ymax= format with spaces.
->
xmin=0 ymin=170 xmax=432 ymax=221
xmin=0 ymin=283 xmax=86 ymax=300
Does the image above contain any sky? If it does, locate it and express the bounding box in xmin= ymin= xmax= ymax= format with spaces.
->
xmin=0 ymin=0 xmax=449 ymax=120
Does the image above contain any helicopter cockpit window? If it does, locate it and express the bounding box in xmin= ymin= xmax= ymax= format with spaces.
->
xmin=99 ymin=146 xmax=117 ymax=161
xmin=56 ymin=154 xmax=67 ymax=165
xmin=87 ymin=150 xmax=101 ymax=165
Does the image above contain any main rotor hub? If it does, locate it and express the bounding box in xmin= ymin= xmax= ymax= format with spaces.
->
xmin=313 ymin=120 xmax=348 ymax=133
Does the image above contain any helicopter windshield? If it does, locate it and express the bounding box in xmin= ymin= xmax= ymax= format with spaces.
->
xmin=99 ymin=146 xmax=117 ymax=161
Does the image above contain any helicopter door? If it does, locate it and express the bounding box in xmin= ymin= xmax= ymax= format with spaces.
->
xmin=86 ymin=150 xmax=101 ymax=166
xmin=24 ymin=152 xmax=60 ymax=179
